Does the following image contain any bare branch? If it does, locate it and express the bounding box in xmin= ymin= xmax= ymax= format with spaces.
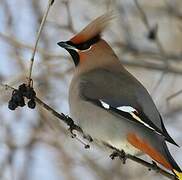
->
xmin=27 ymin=0 xmax=54 ymax=86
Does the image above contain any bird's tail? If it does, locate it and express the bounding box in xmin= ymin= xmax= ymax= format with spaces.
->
xmin=164 ymin=145 xmax=182 ymax=179
xmin=173 ymin=170 xmax=182 ymax=180
xmin=162 ymin=141 xmax=182 ymax=179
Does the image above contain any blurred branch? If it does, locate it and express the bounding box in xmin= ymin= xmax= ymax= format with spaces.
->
xmin=134 ymin=0 xmax=166 ymax=56
xmin=167 ymin=89 xmax=182 ymax=102
xmin=0 ymin=82 xmax=176 ymax=180
xmin=133 ymin=0 xmax=170 ymax=94
xmin=0 ymin=33 xmax=65 ymax=59
xmin=114 ymin=42 xmax=182 ymax=62
xmin=164 ymin=0 xmax=182 ymax=20
xmin=121 ymin=59 xmax=182 ymax=75
xmin=64 ymin=0 xmax=76 ymax=34
xmin=1 ymin=32 xmax=182 ymax=75
xmin=47 ymin=0 xmax=76 ymax=33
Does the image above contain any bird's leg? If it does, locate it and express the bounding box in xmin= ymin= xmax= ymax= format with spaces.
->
xmin=68 ymin=125 xmax=90 ymax=149
xmin=105 ymin=143 xmax=127 ymax=164
xmin=64 ymin=115 xmax=82 ymax=137
xmin=152 ymin=161 xmax=160 ymax=172
xmin=110 ymin=150 xmax=127 ymax=164
xmin=110 ymin=151 xmax=120 ymax=160
xmin=118 ymin=150 xmax=127 ymax=164
xmin=66 ymin=116 xmax=91 ymax=149
xmin=65 ymin=115 xmax=92 ymax=143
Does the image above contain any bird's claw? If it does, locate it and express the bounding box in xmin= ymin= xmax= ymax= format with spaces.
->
xmin=65 ymin=115 xmax=82 ymax=138
xmin=110 ymin=150 xmax=126 ymax=164
xmin=110 ymin=151 xmax=119 ymax=160
xmin=68 ymin=125 xmax=77 ymax=138
xmin=152 ymin=161 xmax=160 ymax=172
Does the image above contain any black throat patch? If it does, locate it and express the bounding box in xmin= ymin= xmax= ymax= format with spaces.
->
xmin=65 ymin=48 xmax=79 ymax=66
xmin=65 ymin=35 xmax=100 ymax=66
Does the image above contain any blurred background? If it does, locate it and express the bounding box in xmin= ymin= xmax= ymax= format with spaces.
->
xmin=0 ymin=0 xmax=182 ymax=179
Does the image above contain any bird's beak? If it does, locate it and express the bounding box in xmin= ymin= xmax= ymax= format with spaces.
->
xmin=57 ymin=41 xmax=78 ymax=52
xmin=57 ymin=41 xmax=80 ymax=66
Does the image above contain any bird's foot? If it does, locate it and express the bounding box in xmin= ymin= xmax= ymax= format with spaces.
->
xmin=68 ymin=125 xmax=77 ymax=138
xmin=67 ymin=121 xmax=90 ymax=149
xmin=110 ymin=150 xmax=127 ymax=164
xmin=65 ymin=115 xmax=82 ymax=138
xmin=152 ymin=161 xmax=160 ymax=172
xmin=110 ymin=151 xmax=119 ymax=160
xmin=68 ymin=126 xmax=90 ymax=149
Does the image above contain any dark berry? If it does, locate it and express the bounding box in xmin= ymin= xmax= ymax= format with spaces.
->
xmin=18 ymin=97 xmax=25 ymax=107
xmin=25 ymin=87 xmax=36 ymax=99
xmin=18 ymin=84 xmax=27 ymax=94
xmin=12 ymin=92 xmax=23 ymax=105
xmin=28 ymin=99 xmax=36 ymax=109
xmin=8 ymin=100 xmax=17 ymax=110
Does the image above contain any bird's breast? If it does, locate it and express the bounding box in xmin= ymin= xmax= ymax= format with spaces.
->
xmin=69 ymin=78 xmax=141 ymax=155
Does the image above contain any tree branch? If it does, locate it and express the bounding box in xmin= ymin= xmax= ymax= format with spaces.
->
xmin=0 ymin=82 xmax=176 ymax=180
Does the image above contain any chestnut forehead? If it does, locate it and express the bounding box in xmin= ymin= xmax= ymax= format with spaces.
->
xmin=68 ymin=34 xmax=100 ymax=50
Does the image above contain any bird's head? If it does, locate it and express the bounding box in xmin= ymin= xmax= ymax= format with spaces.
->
xmin=57 ymin=12 xmax=115 ymax=66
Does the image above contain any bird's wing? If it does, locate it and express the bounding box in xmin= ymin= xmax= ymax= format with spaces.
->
xmin=79 ymin=68 xmax=178 ymax=146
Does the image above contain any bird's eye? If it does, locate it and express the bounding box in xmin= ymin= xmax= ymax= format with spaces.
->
xmin=76 ymin=43 xmax=91 ymax=50
xmin=82 ymin=43 xmax=90 ymax=50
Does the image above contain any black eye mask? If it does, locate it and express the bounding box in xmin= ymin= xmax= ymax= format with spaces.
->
xmin=67 ymin=34 xmax=100 ymax=50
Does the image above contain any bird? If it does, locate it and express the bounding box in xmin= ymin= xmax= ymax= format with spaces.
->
xmin=57 ymin=12 xmax=182 ymax=179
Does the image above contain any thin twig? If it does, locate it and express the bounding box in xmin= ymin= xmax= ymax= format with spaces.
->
xmin=27 ymin=0 xmax=54 ymax=86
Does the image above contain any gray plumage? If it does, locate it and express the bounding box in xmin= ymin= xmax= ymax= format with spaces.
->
xmin=79 ymin=67 xmax=177 ymax=146
xmin=58 ymin=12 xmax=181 ymax=174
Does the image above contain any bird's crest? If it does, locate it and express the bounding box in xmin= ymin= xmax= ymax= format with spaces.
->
xmin=70 ymin=12 xmax=115 ymax=44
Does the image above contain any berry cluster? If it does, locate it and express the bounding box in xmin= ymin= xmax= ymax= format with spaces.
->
xmin=8 ymin=84 xmax=36 ymax=110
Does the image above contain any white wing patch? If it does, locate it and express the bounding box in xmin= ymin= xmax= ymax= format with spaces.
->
xmin=99 ymin=101 xmax=156 ymax=131
xmin=117 ymin=106 xmax=136 ymax=113
xmin=130 ymin=112 xmax=155 ymax=130
xmin=117 ymin=106 xmax=155 ymax=131
xmin=100 ymin=100 xmax=110 ymax=109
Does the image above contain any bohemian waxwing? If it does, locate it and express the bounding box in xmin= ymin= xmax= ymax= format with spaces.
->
xmin=58 ymin=12 xmax=182 ymax=179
